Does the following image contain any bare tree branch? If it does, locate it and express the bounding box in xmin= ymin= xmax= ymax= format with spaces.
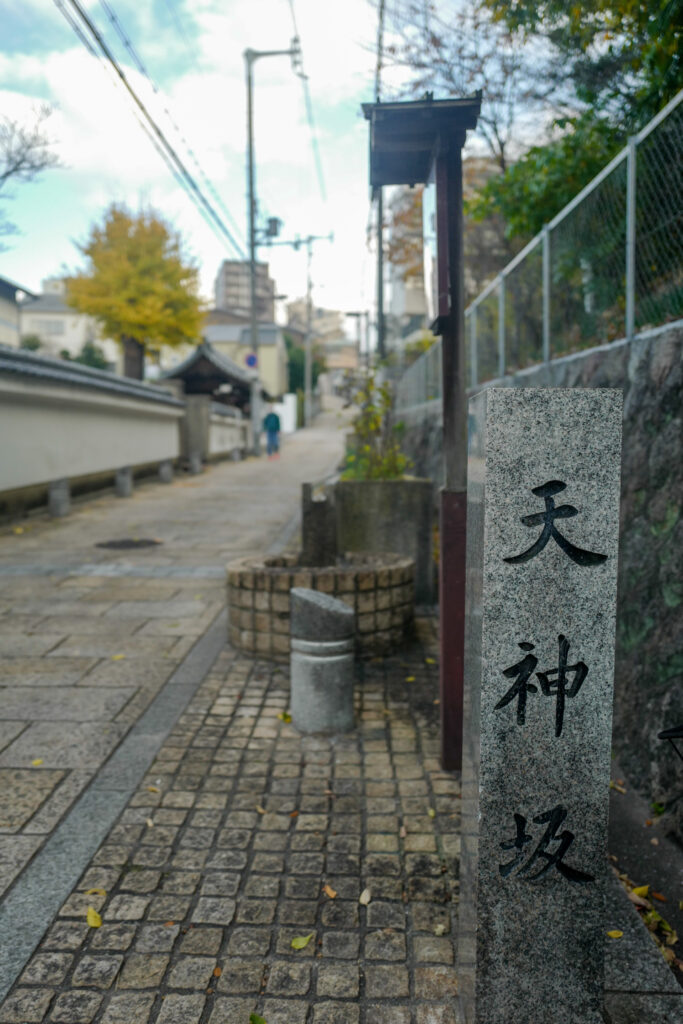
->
xmin=0 ymin=105 xmax=60 ymax=250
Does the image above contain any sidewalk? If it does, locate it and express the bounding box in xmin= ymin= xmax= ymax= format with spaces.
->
xmin=0 ymin=417 xmax=346 ymax=923
xmin=0 ymin=616 xmax=456 ymax=1024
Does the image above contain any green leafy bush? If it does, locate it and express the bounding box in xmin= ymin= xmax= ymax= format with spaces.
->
xmin=341 ymin=372 xmax=412 ymax=481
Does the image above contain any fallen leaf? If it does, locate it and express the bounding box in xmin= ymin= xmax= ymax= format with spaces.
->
xmin=164 ymin=921 xmax=175 ymax=927
xmin=12 ymin=526 xmax=24 ymax=535
xmin=427 ymin=808 xmax=436 ymax=819
xmin=652 ymin=892 xmax=667 ymax=902
xmin=607 ymin=930 xmax=623 ymax=939
xmin=645 ymin=819 xmax=653 ymax=826
xmin=85 ymin=888 xmax=106 ymax=896
xmin=290 ymin=810 xmax=299 ymax=818
xmin=291 ymin=933 xmax=314 ymax=950
xmin=146 ymin=818 xmax=154 ymax=828
xmin=679 ymin=901 xmax=683 ymax=911
xmin=433 ymin=699 xmax=440 ymax=705
xmin=147 ymin=786 xmax=160 ymax=794
xmin=609 ymin=781 xmax=626 ymax=794
xmin=86 ymin=907 xmax=102 ymax=928
xmin=425 ymin=657 xmax=436 ymax=665
xmin=651 ymin=838 xmax=660 ymax=846
xmin=111 ymin=654 xmax=125 ymax=661
xmin=628 ymin=892 xmax=650 ymax=909
xmin=256 ymin=805 xmax=266 ymax=815
xmin=632 ymin=885 xmax=650 ymax=897
xmin=434 ymin=923 xmax=447 ymax=936
xmin=323 ymin=884 xmax=337 ymax=899
xmin=359 ymin=888 xmax=372 ymax=906
xmin=31 ymin=758 xmax=43 ymax=766
xmin=277 ymin=711 xmax=292 ymax=723
xmin=249 ymin=1015 xmax=268 ymax=1024
xmin=213 ymin=966 xmax=222 ymax=977
xmin=405 ymin=676 xmax=415 ymax=682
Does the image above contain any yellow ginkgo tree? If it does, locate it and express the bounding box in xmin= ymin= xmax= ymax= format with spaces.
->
xmin=67 ymin=203 xmax=202 ymax=378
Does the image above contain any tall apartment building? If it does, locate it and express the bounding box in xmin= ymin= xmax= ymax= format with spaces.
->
xmin=214 ymin=260 xmax=276 ymax=321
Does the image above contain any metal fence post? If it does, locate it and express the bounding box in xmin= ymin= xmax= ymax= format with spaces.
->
xmin=626 ymin=135 xmax=637 ymax=340
xmin=542 ymin=225 xmax=551 ymax=363
xmin=498 ymin=275 xmax=505 ymax=378
xmin=470 ymin=307 xmax=478 ymax=389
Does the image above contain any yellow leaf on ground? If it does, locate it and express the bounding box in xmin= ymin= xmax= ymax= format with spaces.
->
xmin=359 ymin=888 xmax=372 ymax=906
xmin=31 ymin=759 xmax=43 ymax=766
xmin=434 ymin=924 xmax=447 ymax=936
xmin=405 ymin=676 xmax=416 ymax=682
xmin=607 ymin=930 xmax=623 ymax=939
xmin=277 ymin=711 xmax=292 ymax=723
xmin=256 ymin=805 xmax=266 ymax=815
xmin=323 ymin=884 xmax=337 ymax=899
xmin=425 ymin=657 xmax=436 ymax=665
xmin=86 ymin=907 xmax=102 ymax=928
xmin=427 ymin=808 xmax=436 ymax=818
xmin=213 ymin=966 xmax=222 ymax=977
xmin=146 ymin=818 xmax=154 ymax=828
xmin=85 ymin=888 xmax=106 ymax=896
xmin=13 ymin=527 xmax=24 ymax=535
xmin=147 ymin=786 xmax=160 ymax=793
xmin=111 ymin=654 xmax=125 ymax=661
xmin=632 ymin=884 xmax=650 ymax=897
xmin=291 ymin=933 xmax=314 ymax=949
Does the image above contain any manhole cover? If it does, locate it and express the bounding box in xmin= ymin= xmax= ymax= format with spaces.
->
xmin=95 ymin=538 xmax=163 ymax=550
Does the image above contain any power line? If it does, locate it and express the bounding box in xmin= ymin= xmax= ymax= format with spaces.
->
xmin=97 ymin=0 xmax=246 ymax=249
xmin=53 ymin=0 xmax=246 ymax=258
xmin=284 ymin=0 xmax=327 ymax=203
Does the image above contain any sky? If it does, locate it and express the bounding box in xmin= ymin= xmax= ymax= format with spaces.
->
xmin=0 ymin=0 xmax=388 ymax=328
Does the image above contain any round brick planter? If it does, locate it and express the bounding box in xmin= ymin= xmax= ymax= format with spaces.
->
xmin=226 ymin=552 xmax=415 ymax=659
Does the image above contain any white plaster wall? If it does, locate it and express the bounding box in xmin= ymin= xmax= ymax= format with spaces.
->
xmin=0 ymin=377 xmax=182 ymax=491
xmin=208 ymin=414 xmax=249 ymax=456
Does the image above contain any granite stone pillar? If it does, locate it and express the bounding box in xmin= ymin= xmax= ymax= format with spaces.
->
xmin=114 ymin=467 xmax=133 ymax=498
xmin=48 ymin=478 xmax=70 ymax=517
xmin=458 ymin=389 xmax=622 ymax=1024
xmin=290 ymin=588 xmax=355 ymax=734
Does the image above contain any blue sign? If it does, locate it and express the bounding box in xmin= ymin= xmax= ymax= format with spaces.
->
xmin=245 ymin=353 xmax=258 ymax=368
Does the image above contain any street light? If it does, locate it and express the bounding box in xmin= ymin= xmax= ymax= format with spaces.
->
xmin=244 ymin=39 xmax=301 ymax=453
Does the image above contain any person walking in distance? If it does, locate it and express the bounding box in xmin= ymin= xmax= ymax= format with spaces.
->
xmin=263 ymin=405 xmax=281 ymax=459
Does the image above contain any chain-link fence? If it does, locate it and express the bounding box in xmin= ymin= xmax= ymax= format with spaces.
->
xmin=396 ymin=89 xmax=683 ymax=409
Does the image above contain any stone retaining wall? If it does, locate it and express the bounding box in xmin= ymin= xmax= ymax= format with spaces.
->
xmin=398 ymin=321 xmax=683 ymax=842
xmin=227 ymin=553 xmax=415 ymax=659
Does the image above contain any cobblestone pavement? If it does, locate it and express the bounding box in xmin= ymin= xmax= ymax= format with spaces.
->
xmin=0 ymin=417 xmax=347 ymax=900
xmin=0 ymin=616 xmax=463 ymax=1024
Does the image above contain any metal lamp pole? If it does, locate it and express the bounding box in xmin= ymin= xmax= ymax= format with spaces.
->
xmin=244 ymin=40 xmax=301 ymax=453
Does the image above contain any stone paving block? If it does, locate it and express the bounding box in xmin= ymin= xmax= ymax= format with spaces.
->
xmin=321 ymin=931 xmax=359 ymax=960
xmin=0 ymin=987 xmax=55 ymax=1023
xmin=98 ymin=992 xmax=155 ymax=1024
xmin=364 ymin=963 xmax=410 ymax=998
xmin=0 ymin=688 xmax=134 ymax=723
xmin=191 ymin=897 xmax=236 ymax=925
xmin=0 ymin=769 xmax=65 ymax=829
xmin=415 ymin=1007 xmax=459 ymax=1024
xmin=216 ymin=958 xmax=264 ymax=994
xmin=19 ymin=951 xmax=72 ymax=986
xmin=155 ymin=993 xmax=205 ymax=1024
xmin=50 ymin=990 xmax=103 ymax=1023
xmin=207 ymin=997 xmax=256 ymax=1022
xmin=259 ymin=1000 xmax=311 ymax=1024
xmin=71 ymin=955 xmax=123 ymax=989
xmin=90 ymin=923 xmax=136 ymax=951
xmin=317 ymin=962 xmax=359 ymax=998
xmin=313 ymin=1003 xmax=361 ymax=1023
xmin=117 ymin=954 xmax=169 ymax=989
xmin=166 ymin=956 xmax=216 ymax=990
xmin=133 ymin=924 xmax=179 ymax=952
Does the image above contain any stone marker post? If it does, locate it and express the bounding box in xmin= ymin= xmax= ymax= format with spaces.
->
xmin=458 ymin=389 xmax=622 ymax=1024
xmin=290 ymin=587 xmax=355 ymax=734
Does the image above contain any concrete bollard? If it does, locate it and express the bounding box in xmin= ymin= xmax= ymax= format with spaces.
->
xmin=48 ymin=478 xmax=70 ymax=517
xmin=115 ymin=467 xmax=133 ymax=498
xmin=290 ymin=588 xmax=355 ymax=734
xmin=158 ymin=460 xmax=173 ymax=484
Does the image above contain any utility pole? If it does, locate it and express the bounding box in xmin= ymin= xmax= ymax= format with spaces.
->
xmin=244 ymin=40 xmax=301 ymax=454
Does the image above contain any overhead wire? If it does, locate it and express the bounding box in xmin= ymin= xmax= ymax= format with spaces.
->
xmin=284 ymin=0 xmax=327 ymax=203
xmin=53 ymin=0 xmax=246 ymax=258
xmin=96 ymin=0 xmax=246 ymax=250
